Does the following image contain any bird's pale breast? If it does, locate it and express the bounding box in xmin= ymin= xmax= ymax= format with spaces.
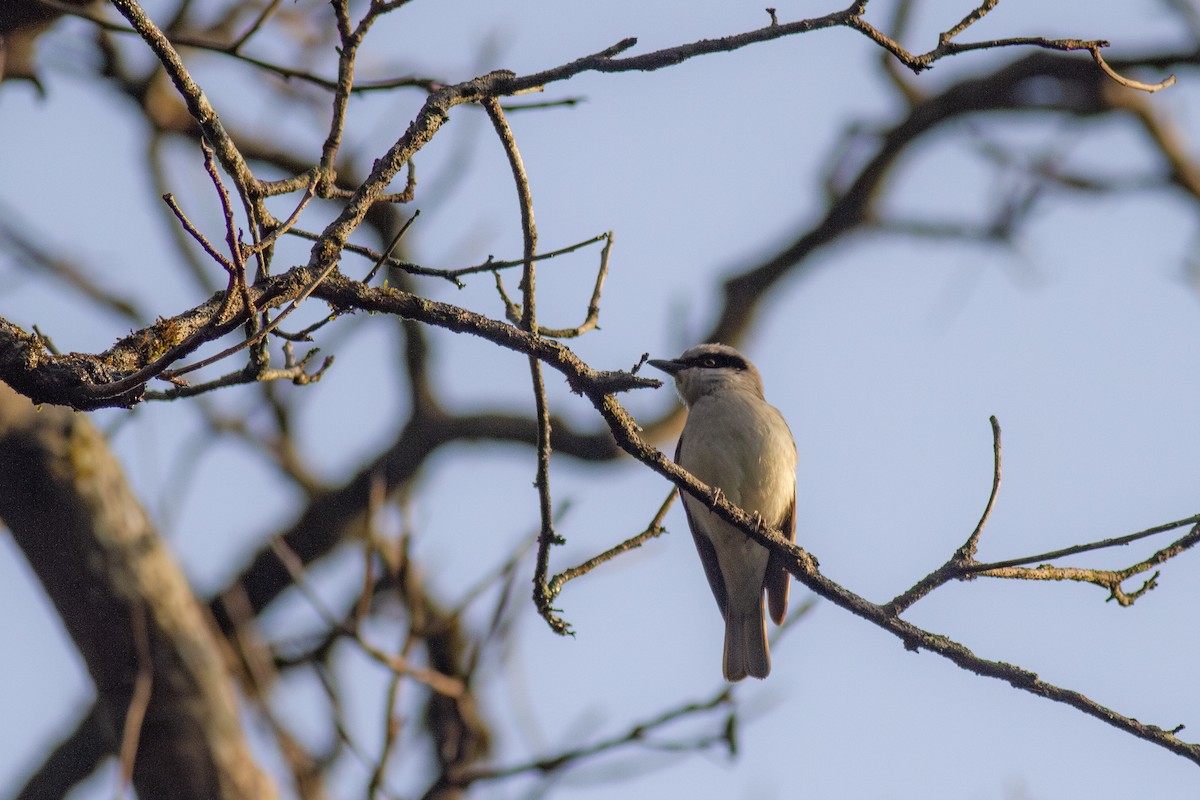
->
xmin=678 ymin=391 xmax=796 ymax=526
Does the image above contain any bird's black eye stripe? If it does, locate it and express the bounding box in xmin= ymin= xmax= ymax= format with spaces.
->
xmin=686 ymin=352 xmax=748 ymax=370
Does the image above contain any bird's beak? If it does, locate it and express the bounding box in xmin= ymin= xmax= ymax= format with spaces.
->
xmin=647 ymin=358 xmax=683 ymax=375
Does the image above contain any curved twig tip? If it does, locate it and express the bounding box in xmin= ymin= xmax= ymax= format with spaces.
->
xmin=1091 ymin=47 xmax=1176 ymax=93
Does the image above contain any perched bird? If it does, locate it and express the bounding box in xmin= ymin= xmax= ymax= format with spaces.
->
xmin=649 ymin=343 xmax=797 ymax=681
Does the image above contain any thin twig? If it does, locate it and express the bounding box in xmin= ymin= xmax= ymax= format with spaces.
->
xmin=61 ymin=1 xmax=343 ymax=98
xmin=229 ymin=0 xmax=281 ymax=52
xmin=482 ymin=98 xmax=538 ymax=333
xmin=200 ymin=140 xmax=255 ymax=323
xmin=532 ymin=231 xmax=613 ymax=339
xmin=145 ymin=343 xmax=333 ymax=400
xmin=482 ymin=96 xmax=568 ymax=634
xmin=959 ymin=415 xmax=1001 ymax=560
xmin=364 ymin=211 xmax=420 ymax=284
xmin=884 ymin=416 xmax=1002 ymax=614
xmin=158 ymin=249 xmax=342 ymax=381
xmin=245 ymin=172 xmax=320 ymax=256
xmin=975 ymin=523 xmax=1200 ymax=606
xmin=939 ymin=0 xmax=1001 ymax=45
xmin=162 ymin=193 xmax=235 ymax=272
xmin=448 ymin=233 xmax=610 ymax=280
xmin=546 ymin=490 xmax=676 ymax=600
xmin=967 ymin=513 xmax=1200 ymax=573
xmin=492 ymin=270 xmax=523 ymax=325
xmin=285 ymin=229 xmax=609 ymax=287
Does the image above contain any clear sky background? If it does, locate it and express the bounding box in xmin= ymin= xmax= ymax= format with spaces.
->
xmin=2 ymin=1 xmax=1200 ymax=798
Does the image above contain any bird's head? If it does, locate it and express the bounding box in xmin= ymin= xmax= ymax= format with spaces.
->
xmin=648 ymin=343 xmax=766 ymax=405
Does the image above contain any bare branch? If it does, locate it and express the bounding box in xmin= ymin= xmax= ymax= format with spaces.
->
xmin=959 ymin=414 xmax=1002 ymax=560
xmin=10 ymin=4 xmax=1200 ymax=788
xmin=976 ymin=523 xmax=1200 ymax=606
xmin=143 ymin=341 xmax=334 ymax=401
xmin=246 ymin=173 xmax=320 ymax=256
xmin=0 ymin=204 xmax=145 ymax=322
xmin=482 ymin=96 xmax=569 ymax=634
xmin=285 ymin=229 xmax=609 ymax=286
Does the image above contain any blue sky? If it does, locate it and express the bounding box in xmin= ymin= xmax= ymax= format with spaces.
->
xmin=2 ymin=1 xmax=1199 ymax=797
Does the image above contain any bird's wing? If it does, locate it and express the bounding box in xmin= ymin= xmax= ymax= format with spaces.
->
xmin=676 ymin=435 xmax=728 ymax=617
xmin=765 ymin=488 xmax=795 ymax=626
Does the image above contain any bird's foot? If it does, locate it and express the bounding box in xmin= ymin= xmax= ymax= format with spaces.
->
xmin=708 ymin=486 xmax=725 ymax=509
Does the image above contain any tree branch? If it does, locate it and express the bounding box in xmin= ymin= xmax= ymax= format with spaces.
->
xmin=584 ymin=390 xmax=1200 ymax=766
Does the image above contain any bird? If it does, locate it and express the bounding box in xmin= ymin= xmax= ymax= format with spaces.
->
xmin=648 ymin=343 xmax=797 ymax=681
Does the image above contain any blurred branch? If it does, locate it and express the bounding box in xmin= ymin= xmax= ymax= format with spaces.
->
xmin=208 ymin=400 xmax=628 ymax=637
xmin=227 ymin=0 xmax=280 ymax=52
xmin=452 ymin=685 xmax=735 ymax=788
xmin=704 ymin=49 xmax=1175 ymax=349
xmin=0 ymin=383 xmax=276 ymax=799
xmin=268 ymin=535 xmax=466 ymax=697
xmin=11 ymin=703 xmax=112 ymax=800
xmin=0 ymin=205 xmax=145 ymax=322
xmin=116 ymin=602 xmax=154 ymax=793
xmin=1104 ymin=87 xmax=1200 ymax=198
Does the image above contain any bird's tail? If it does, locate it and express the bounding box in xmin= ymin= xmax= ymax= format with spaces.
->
xmin=723 ymin=608 xmax=770 ymax=681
